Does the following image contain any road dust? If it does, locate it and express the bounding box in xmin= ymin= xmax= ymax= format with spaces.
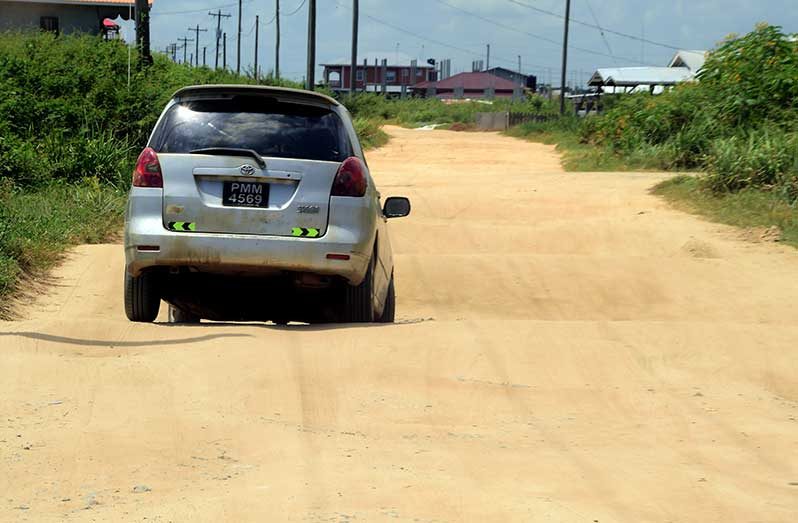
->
xmin=1 ymin=127 xmax=797 ymax=521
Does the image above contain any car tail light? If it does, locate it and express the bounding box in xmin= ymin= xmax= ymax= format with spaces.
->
xmin=132 ymin=147 xmax=163 ymax=188
xmin=331 ymin=157 xmax=367 ymax=197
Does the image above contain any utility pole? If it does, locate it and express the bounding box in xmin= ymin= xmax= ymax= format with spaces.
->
xmin=189 ymin=25 xmax=208 ymax=67
xmin=275 ymin=0 xmax=281 ymax=78
xmin=560 ymin=0 xmax=571 ymax=115
xmin=306 ymin=0 xmax=316 ymax=90
xmin=486 ymin=44 xmax=490 ymax=70
xmin=135 ymin=0 xmax=152 ymax=67
xmin=203 ymin=46 xmax=207 ymax=67
xmin=236 ymin=0 xmax=243 ymax=74
xmin=223 ymin=32 xmax=227 ymax=70
xmin=254 ymin=15 xmax=260 ymax=81
xmin=518 ymin=55 xmax=522 ymax=76
xmin=350 ymin=0 xmax=359 ymax=97
xmin=178 ymin=37 xmax=193 ymax=65
xmin=208 ymin=9 xmax=231 ymax=70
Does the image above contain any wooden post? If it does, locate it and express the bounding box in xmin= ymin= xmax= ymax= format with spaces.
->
xmin=349 ymin=0 xmax=359 ymax=97
xmin=135 ymin=0 xmax=152 ymax=67
xmin=236 ymin=0 xmax=242 ymax=74
xmin=559 ymin=0 xmax=571 ymax=115
xmin=306 ymin=0 xmax=317 ymax=90
xmin=254 ymin=15 xmax=260 ymax=81
xmin=275 ymin=0 xmax=281 ymax=79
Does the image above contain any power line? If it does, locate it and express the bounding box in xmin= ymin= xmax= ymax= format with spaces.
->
xmin=506 ymin=0 xmax=681 ymax=51
xmin=333 ymin=0 xmax=548 ymax=72
xmin=151 ymin=0 xmax=252 ymax=17
xmin=244 ymin=19 xmax=257 ymax=37
xmin=284 ymin=0 xmax=307 ymax=17
xmin=584 ymin=0 xmax=617 ymax=66
xmin=433 ymin=0 xmax=648 ymax=64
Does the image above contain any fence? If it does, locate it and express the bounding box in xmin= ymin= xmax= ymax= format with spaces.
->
xmin=476 ymin=112 xmax=553 ymax=131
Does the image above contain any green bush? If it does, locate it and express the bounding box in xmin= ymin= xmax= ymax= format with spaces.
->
xmin=579 ymin=23 xmax=798 ymax=200
xmin=704 ymin=130 xmax=798 ymax=194
xmin=0 ymin=30 xmax=301 ymax=189
xmin=353 ymin=117 xmax=389 ymax=150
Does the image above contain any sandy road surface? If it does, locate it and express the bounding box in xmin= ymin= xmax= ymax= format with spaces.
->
xmin=1 ymin=126 xmax=797 ymax=522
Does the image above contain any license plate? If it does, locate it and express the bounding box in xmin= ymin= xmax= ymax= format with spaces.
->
xmin=223 ymin=181 xmax=269 ymax=208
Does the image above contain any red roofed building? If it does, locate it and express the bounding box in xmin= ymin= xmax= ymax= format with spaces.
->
xmin=413 ymin=72 xmax=525 ymax=100
xmin=0 ymin=0 xmax=152 ymax=35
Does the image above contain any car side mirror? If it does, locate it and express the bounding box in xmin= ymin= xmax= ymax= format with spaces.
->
xmin=383 ymin=197 xmax=411 ymax=219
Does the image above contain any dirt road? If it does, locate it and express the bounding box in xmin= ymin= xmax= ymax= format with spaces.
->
xmin=1 ymin=127 xmax=797 ymax=522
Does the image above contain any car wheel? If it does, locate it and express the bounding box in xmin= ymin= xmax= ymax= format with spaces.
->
xmin=344 ymin=256 xmax=376 ymax=323
xmin=124 ymin=270 xmax=161 ymax=323
xmin=168 ymin=304 xmax=201 ymax=324
xmin=378 ymin=273 xmax=395 ymax=324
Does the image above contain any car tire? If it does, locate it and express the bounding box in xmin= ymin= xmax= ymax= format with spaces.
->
xmin=124 ymin=270 xmax=161 ymax=323
xmin=378 ymin=274 xmax=396 ymax=324
xmin=344 ymin=256 xmax=376 ymax=323
xmin=168 ymin=305 xmax=201 ymax=324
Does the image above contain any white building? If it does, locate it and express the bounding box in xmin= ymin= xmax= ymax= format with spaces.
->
xmin=589 ymin=50 xmax=707 ymax=94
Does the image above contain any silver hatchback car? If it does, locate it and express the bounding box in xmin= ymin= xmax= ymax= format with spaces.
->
xmin=124 ymin=85 xmax=410 ymax=324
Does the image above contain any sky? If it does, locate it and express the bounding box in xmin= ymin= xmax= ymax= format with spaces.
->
xmin=117 ymin=0 xmax=798 ymax=86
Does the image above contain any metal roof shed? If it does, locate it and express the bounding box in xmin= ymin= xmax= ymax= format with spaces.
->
xmin=668 ymin=50 xmax=707 ymax=72
xmin=588 ymin=67 xmax=695 ymax=91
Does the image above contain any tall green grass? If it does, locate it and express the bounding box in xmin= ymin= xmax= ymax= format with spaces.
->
xmin=0 ymin=180 xmax=127 ymax=316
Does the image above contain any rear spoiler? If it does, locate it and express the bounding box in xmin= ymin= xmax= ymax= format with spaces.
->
xmin=172 ymin=85 xmax=340 ymax=108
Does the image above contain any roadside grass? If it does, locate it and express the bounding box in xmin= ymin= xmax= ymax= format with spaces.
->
xmin=505 ymin=118 xmax=679 ymax=172
xmin=354 ymin=118 xmax=390 ymax=150
xmin=653 ymin=175 xmax=798 ymax=247
xmin=0 ymin=181 xmax=126 ymax=319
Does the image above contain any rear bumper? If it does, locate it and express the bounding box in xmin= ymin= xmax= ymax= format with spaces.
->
xmin=124 ymin=187 xmax=375 ymax=284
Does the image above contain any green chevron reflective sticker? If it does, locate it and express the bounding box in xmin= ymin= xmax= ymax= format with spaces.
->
xmin=168 ymin=222 xmax=196 ymax=232
xmin=292 ymin=227 xmax=320 ymax=238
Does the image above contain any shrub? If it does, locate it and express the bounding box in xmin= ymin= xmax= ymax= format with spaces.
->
xmin=0 ymin=30 xmax=301 ymax=189
xmin=580 ymin=23 xmax=798 ymax=199
xmin=704 ymin=130 xmax=798 ymax=197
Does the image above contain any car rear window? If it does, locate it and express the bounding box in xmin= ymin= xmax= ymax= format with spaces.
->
xmin=153 ymin=96 xmax=353 ymax=162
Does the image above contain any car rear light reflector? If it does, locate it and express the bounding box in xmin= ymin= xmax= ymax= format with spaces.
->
xmin=132 ymin=147 xmax=163 ymax=188
xmin=326 ymin=253 xmax=351 ymax=261
xmin=331 ymin=157 xmax=367 ymax=197
xmin=136 ymin=245 xmax=161 ymax=252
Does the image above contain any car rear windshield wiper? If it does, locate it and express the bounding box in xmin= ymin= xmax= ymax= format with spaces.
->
xmin=190 ymin=148 xmax=266 ymax=169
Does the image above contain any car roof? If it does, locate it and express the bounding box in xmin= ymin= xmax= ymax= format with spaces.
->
xmin=171 ymin=84 xmax=341 ymax=107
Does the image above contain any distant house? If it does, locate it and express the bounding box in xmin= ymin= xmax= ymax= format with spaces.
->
xmin=413 ymin=72 xmax=525 ymax=100
xmin=321 ymin=52 xmax=436 ymax=95
xmin=668 ymin=50 xmax=707 ymax=73
xmin=0 ymin=0 xmax=152 ymax=35
xmin=485 ymin=67 xmax=537 ymax=91
xmin=588 ymin=49 xmax=707 ymax=94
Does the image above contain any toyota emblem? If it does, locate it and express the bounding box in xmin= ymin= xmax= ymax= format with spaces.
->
xmin=240 ymin=164 xmax=256 ymax=176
